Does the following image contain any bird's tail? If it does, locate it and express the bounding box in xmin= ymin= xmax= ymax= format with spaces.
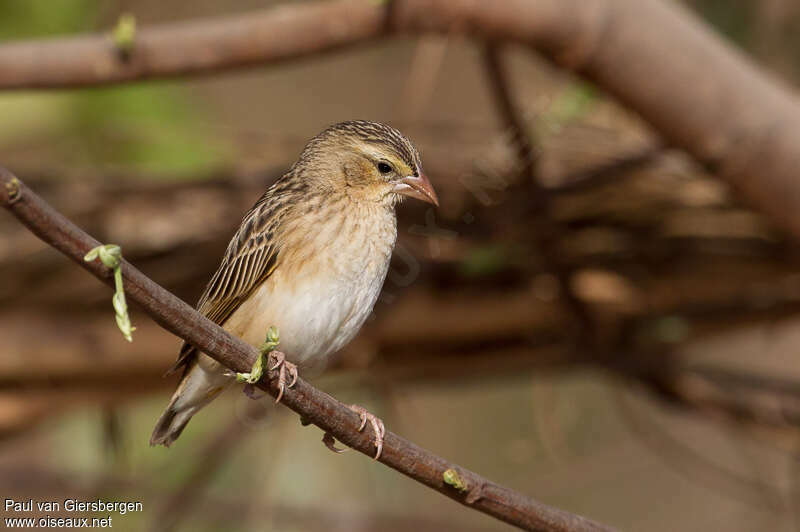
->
xmin=150 ymin=359 xmax=229 ymax=447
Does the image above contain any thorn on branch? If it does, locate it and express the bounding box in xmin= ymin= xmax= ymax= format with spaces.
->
xmin=84 ymin=244 xmax=135 ymax=342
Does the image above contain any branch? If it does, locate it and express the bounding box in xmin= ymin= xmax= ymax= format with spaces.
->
xmin=0 ymin=167 xmax=613 ymax=532
xmin=0 ymin=1 xmax=387 ymax=89
xmin=481 ymin=43 xmax=596 ymax=342
xmin=642 ymin=362 xmax=800 ymax=435
xmin=614 ymin=387 xmax=788 ymax=511
xmin=5 ymin=0 xmax=800 ymax=241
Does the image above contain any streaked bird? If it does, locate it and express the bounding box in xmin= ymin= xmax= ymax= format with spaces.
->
xmin=150 ymin=120 xmax=438 ymax=457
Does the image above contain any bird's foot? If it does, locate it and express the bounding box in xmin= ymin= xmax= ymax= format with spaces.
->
xmin=321 ymin=405 xmax=385 ymax=459
xmin=267 ymin=350 xmax=298 ymax=403
xmin=234 ymin=327 xmax=291 ymax=401
xmin=322 ymin=432 xmax=347 ymax=454
xmin=350 ymin=404 xmax=385 ymax=460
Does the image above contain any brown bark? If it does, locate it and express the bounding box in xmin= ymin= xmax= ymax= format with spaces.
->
xmin=0 ymin=1 xmax=386 ymax=88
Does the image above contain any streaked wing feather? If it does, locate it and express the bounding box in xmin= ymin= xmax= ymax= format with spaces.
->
xmin=167 ymin=195 xmax=282 ymax=375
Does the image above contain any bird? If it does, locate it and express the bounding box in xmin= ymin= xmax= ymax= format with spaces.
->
xmin=150 ymin=120 xmax=438 ymax=457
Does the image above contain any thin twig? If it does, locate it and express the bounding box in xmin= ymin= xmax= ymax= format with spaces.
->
xmin=686 ymin=365 xmax=800 ymax=400
xmin=0 ymin=167 xmax=613 ymax=532
xmin=614 ymin=385 xmax=787 ymax=511
xmin=481 ymin=44 xmax=596 ymax=342
xmin=548 ymin=145 xmax=664 ymax=195
xmin=399 ymin=35 xmax=452 ymax=123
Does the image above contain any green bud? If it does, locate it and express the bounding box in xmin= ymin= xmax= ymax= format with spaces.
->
xmin=112 ymin=14 xmax=137 ymax=53
xmin=443 ymin=469 xmax=468 ymax=492
xmin=85 ymin=244 xmax=134 ymax=342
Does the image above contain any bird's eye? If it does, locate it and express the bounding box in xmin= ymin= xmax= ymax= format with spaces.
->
xmin=377 ymin=162 xmax=393 ymax=174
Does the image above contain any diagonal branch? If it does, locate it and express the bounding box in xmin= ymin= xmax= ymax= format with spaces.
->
xmin=0 ymin=167 xmax=613 ymax=532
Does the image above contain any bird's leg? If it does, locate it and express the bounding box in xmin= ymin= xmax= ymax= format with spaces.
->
xmin=233 ymin=327 xmax=298 ymax=403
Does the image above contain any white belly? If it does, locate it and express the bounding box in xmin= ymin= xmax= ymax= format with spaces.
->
xmin=223 ymin=213 xmax=395 ymax=372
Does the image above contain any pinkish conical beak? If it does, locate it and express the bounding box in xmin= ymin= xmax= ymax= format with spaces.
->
xmin=394 ymin=172 xmax=439 ymax=206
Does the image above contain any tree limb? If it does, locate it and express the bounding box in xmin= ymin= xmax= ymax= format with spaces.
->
xmin=4 ymin=0 xmax=800 ymax=240
xmin=0 ymin=1 xmax=387 ymax=89
xmin=0 ymin=166 xmax=613 ymax=532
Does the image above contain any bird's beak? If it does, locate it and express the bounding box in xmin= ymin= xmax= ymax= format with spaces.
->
xmin=393 ymin=173 xmax=439 ymax=206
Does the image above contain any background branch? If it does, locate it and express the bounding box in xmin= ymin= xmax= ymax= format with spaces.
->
xmin=481 ymin=43 xmax=595 ymax=343
xmin=3 ymin=0 xmax=800 ymax=240
xmin=0 ymin=1 xmax=387 ymax=89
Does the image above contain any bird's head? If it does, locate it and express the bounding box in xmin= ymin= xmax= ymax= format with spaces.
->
xmin=296 ymin=120 xmax=438 ymax=207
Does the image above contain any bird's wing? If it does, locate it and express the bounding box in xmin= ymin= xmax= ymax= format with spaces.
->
xmin=168 ymin=192 xmax=283 ymax=375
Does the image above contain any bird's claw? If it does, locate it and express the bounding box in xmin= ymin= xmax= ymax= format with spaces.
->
xmin=350 ymin=404 xmax=385 ymax=460
xmin=234 ymin=326 xmax=296 ymax=402
xmin=268 ymin=351 xmax=298 ymax=403
xmin=319 ymin=406 xmax=385 ymax=459
xmin=322 ymin=432 xmax=347 ymax=454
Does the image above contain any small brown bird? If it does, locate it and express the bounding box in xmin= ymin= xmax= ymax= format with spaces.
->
xmin=150 ymin=121 xmax=438 ymax=455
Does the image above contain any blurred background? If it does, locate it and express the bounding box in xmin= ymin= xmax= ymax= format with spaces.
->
xmin=3 ymin=1 xmax=800 ymax=530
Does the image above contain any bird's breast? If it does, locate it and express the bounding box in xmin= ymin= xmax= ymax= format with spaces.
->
xmin=226 ymin=205 xmax=396 ymax=371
